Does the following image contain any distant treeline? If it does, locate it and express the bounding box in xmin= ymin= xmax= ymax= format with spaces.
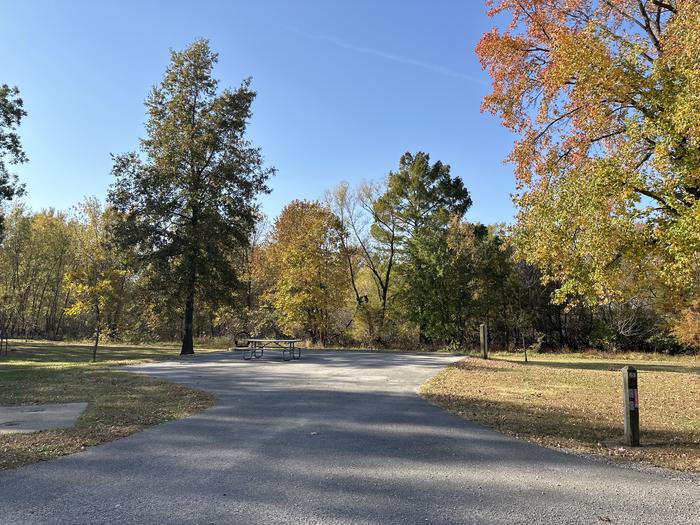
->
xmin=0 ymin=160 xmax=690 ymax=354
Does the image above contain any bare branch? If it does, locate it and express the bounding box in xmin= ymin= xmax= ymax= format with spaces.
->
xmin=534 ymin=106 xmax=582 ymax=142
xmin=651 ymin=0 xmax=676 ymax=14
xmin=637 ymin=0 xmax=662 ymax=51
xmin=632 ymin=186 xmax=678 ymax=216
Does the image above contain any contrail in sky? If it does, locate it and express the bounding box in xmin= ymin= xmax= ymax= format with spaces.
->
xmin=285 ymin=25 xmax=487 ymax=85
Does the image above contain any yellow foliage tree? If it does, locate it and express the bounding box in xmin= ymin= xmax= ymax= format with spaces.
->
xmin=477 ymin=1 xmax=700 ymax=315
xmin=672 ymin=302 xmax=700 ymax=352
xmin=64 ymin=198 xmax=126 ymax=361
xmin=258 ymin=200 xmax=349 ymax=344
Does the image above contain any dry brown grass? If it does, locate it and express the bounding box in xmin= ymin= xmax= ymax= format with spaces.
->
xmin=421 ymin=353 xmax=699 ymax=471
xmin=0 ymin=340 xmax=217 ymax=470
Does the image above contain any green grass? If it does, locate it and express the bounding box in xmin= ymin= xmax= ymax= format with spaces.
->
xmin=0 ymin=340 xmax=219 ymax=470
xmin=0 ymin=339 xmax=225 ymax=366
xmin=422 ymin=352 xmax=699 ymax=472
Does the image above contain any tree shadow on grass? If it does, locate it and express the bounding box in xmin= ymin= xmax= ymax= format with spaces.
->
xmin=500 ymin=357 xmax=699 ymax=375
xmin=425 ymin=391 xmax=700 ymax=469
xmin=0 ymin=340 xmax=199 ymax=366
xmin=0 ymin=385 xmax=697 ymax=524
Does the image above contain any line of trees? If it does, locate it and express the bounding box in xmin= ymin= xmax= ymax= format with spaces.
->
xmin=248 ymin=151 xmax=691 ymax=353
xmin=0 ymin=150 xmax=691 ymax=354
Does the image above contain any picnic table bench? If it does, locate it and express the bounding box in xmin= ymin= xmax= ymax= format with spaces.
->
xmin=231 ymin=332 xmax=302 ymax=361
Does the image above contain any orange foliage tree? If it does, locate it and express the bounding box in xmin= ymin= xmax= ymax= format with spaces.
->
xmin=477 ymin=1 xmax=700 ymax=312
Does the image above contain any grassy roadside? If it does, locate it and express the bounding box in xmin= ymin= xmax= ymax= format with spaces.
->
xmin=0 ymin=341 xmax=219 ymax=470
xmin=421 ymin=352 xmax=699 ymax=472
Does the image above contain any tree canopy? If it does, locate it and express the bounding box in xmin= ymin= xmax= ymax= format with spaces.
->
xmin=379 ymin=152 xmax=472 ymax=342
xmin=0 ymin=84 xmax=27 ymax=238
xmin=109 ymin=39 xmax=273 ymax=355
xmin=257 ymin=200 xmax=348 ymax=344
xmin=477 ymin=1 xmax=700 ymax=311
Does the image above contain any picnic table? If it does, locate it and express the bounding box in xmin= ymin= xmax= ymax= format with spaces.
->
xmin=232 ymin=332 xmax=302 ymax=361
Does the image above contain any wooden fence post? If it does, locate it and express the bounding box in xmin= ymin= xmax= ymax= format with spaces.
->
xmin=622 ymin=366 xmax=640 ymax=446
xmin=479 ymin=323 xmax=489 ymax=359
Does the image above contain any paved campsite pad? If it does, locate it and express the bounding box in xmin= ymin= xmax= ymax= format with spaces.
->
xmin=0 ymin=402 xmax=88 ymax=434
xmin=0 ymin=351 xmax=698 ymax=524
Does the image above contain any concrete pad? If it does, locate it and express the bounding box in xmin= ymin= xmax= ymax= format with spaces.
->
xmin=0 ymin=402 xmax=87 ymax=434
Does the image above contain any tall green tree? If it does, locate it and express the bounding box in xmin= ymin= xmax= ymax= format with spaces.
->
xmin=0 ymin=84 xmax=27 ymax=239
xmin=109 ymin=39 xmax=273 ymax=355
xmin=376 ymin=152 xmax=471 ymax=238
xmin=377 ymin=152 xmax=472 ymax=343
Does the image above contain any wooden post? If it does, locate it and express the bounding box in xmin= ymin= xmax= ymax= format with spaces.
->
xmin=622 ymin=366 xmax=640 ymax=446
xmin=479 ymin=323 xmax=489 ymax=359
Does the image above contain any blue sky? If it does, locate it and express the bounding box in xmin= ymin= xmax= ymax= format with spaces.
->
xmin=1 ymin=0 xmax=516 ymax=224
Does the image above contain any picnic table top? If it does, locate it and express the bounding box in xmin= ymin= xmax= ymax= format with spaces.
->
xmin=247 ymin=338 xmax=302 ymax=343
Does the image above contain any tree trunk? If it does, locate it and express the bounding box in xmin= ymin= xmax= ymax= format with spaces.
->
xmin=54 ymin=290 xmax=70 ymax=340
xmin=92 ymin=308 xmax=100 ymax=362
xmin=181 ymin=290 xmax=195 ymax=355
xmin=419 ymin=319 xmax=432 ymax=345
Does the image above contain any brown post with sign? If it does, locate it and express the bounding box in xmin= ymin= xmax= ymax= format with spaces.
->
xmin=622 ymin=366 xmax=640 ymax=446
xmin=479 ymin=323 xmax=489 ymax=359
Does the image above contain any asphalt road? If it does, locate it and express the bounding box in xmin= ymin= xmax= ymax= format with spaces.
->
xmin=0 ymin=350 xmax=697 ymax=524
